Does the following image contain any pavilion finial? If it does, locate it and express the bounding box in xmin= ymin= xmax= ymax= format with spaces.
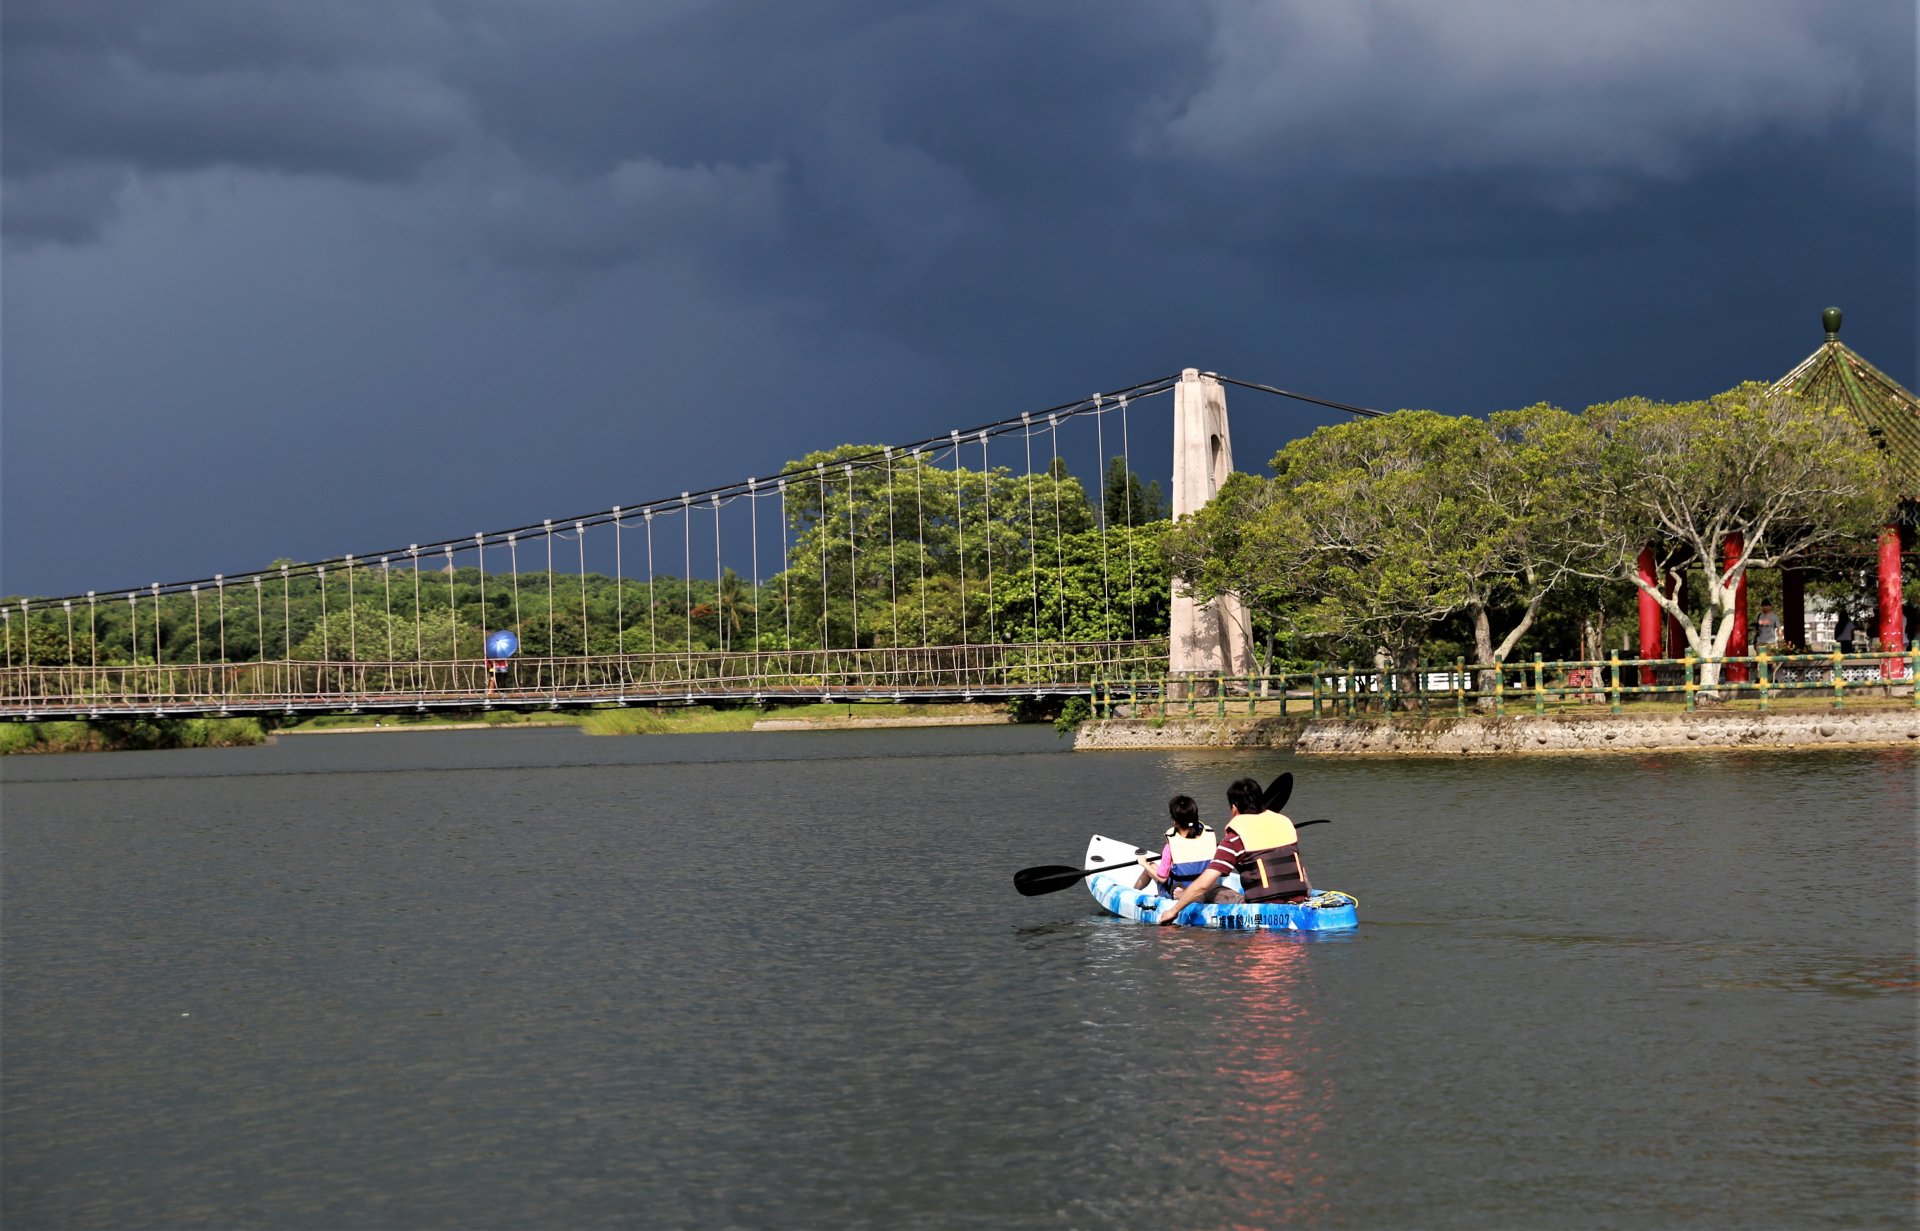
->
xmin=1822 ymin=305 xmax=1843 ymax=341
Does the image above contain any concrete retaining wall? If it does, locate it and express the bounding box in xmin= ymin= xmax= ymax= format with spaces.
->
xmin=1075 ymin=710 xmax=1920 ymax=755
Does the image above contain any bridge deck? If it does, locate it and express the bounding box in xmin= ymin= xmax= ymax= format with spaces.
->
xmin=0 ymin=641 xmax=1167 ymax=720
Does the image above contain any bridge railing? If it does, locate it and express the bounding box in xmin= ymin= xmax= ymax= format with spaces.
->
xmin=1095 ymin=648 xmax=1920 ymax=720
xmin=0 ymin=640 xmax=1169 ymax=717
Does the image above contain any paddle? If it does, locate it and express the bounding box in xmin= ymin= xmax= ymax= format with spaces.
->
xmin=1262 ymin=771 xmax=1293 ymax=813
xmin=1012 ymin=819 xmax=1330 ymax=897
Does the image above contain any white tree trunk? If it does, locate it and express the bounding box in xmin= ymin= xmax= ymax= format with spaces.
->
xmin=1629 ymin=560 xmax=1745 ymax=690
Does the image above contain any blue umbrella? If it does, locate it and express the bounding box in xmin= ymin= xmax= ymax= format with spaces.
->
xmin=486 ymin=630 xmax=520 ymax=659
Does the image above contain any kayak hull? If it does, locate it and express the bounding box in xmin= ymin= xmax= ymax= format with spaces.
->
xmin=1083 ymin=834 xmax=1359 ymax=933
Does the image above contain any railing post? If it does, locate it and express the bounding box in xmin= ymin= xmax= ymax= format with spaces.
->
xmin=1832 ymin=649 xmax=1845 ymax=711
xmin=1159 ymin=675 xmax=1168 ymax=720
xmin=1217 ymin=672 xmax=1226 ymax=719
xmin=1455 ymin=656 xmax=1465 ymax=718
xmin=1343 ymin=664 xmax=1355 ymax=717
xmin=1534 ymin=653 xmax=1545 ymax=716
xmin=1911 ymin=647 xmax=1919 ymax=709
xmin=1757 ymin=651 xmax=1771 ymax=713
xmin=1311 ymin=669 xmax=1322 ymax=718
xmin=1683 ymin=654 xmax=1696 ymax=710
xmin=1492 ymin=656 xmax=1504 ymax=718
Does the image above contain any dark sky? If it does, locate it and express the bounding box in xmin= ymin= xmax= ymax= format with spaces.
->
xmin=5 ymin=0 xmax=1914 ymax=599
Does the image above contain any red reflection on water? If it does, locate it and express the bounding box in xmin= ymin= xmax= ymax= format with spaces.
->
xmin=1206 ymin=935 xmax=1336 ymax=1230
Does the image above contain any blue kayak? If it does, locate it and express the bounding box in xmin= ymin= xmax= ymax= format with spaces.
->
xmin=1083 ymin=834 xmax=1359 ymax=933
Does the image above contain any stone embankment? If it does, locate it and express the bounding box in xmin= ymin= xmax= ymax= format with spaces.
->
xmin=1075 ymin=710 xmax=1920 ymax=756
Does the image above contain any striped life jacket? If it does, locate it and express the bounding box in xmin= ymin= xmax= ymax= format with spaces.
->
xmin=1163 ymin=825 xmax=1217 ymax=893
xmin=1226 ymin=811 xmax=1308 ymax=904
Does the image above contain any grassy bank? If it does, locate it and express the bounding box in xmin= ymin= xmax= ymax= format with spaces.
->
xmin=0 ymin=717 xmax=270 ymax=755
xmin=281 ymin=701 xmax=1014 ymax=737
xmin=1 ymin=701 xmax=1027 ymax=753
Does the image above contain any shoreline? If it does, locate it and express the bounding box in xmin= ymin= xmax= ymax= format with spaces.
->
xmin=1073 ymin=709 xmax=1920 ymax=756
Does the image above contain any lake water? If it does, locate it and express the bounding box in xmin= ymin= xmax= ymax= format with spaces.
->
xmin=3 ymin=726 xmax=1915 ymax=1229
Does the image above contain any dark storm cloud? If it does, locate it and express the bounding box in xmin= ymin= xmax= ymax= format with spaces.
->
xmin=1153 ymin=1 xmax=1884 ymax=183
xmin=2 ymin=0 xmax=473 ymax=241
xmin=2 ymin=0 xmax=1913 ymax=596
xmin=9 ymin=0 xmax=1901 ymax=260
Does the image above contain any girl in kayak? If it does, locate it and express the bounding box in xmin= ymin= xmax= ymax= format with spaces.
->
xmin=1134 ymin=795 xmax=1217 ymax=898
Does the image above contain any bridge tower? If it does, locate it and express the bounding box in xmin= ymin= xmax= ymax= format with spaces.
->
xmin=1170 ymin=369 xmax=1255 ymax=680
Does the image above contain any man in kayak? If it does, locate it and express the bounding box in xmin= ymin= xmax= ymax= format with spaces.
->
xmin=1154 ymin=776 xmax=1306 ymax=924
xmin=1133 ymin=795 xmax=1215 ymax=897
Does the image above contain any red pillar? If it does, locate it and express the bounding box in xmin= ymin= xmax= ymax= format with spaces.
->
xmin=1636 ymin=546 xmax=1663 ymax=663
xmin=1878 ymin=525 xmax=1907 ymax=679
xmin=1723 ymin=535 xmax=1749 ymax=683
xmin=1782 ymin=568 xmax=1806 ymax=648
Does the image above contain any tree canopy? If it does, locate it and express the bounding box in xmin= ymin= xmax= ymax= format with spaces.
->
xmin=1563 ymin=382 xmax=1896 ymax=683
xmin=1162 ymin=384 xmax=1899 ymax=680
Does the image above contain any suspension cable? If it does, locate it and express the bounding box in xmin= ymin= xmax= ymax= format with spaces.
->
xmin=712 ymin=498 xmax=723 ymax=652
xmin=914 ymin=450 xmax=928 ymax=647
xmin=979 ymin=431 xmax=994 ymax=644
xmin=508 ymin=536 xmax=522 ymax=656
xmin=778 ymin=480 xmax=791 ymax=652
xmin=444 ymin=546 xmax=456 ymax=672
xmin=577 ymin=521 xmax=589 ymax=657
xmin=748 ymin=482 xmax=761 ymax=651
xmin=816 ymin=465 xmax=829 ymax=651
xmin=1093 ymin=395 xmax=1112 ymax=642
xmin=473 ymin=538 xmax=486 ymax=659
xmin=1024 ymin=415 xmax=1039 ymax=642
xmin=1049 ymin=416 xmax=1066 ymax=642
xmin=346 ymin=557 xmax=358 ymax=665
xmin=1120 ymin=394 xmax=1137 ymax=642
xmin=409 ymin=549 xmax=422 ymax=670
xmin=643 ymin=512 xmax=656 ymax=658
xmin=951 ymin=433 xmax=967 ymax=645
xmin=884 ymin=450 xmax=899 ymax=648
xmin=682 ymin=494 xmax=693 ymax=668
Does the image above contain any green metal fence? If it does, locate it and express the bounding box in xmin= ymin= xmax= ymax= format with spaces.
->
xmin=1090 ymin=648 xmax=1920 ymax=719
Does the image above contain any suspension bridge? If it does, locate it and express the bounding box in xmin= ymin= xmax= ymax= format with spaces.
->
xmin=1 ymin=370 xmax=1369 ymax=721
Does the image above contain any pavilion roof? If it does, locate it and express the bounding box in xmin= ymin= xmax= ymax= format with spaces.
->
xmin=1771 ymin=309 xmax=1920 ymax=499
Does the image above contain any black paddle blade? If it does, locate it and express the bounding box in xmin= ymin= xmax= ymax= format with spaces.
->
xmin=1012 ymin=864 xmax=1095 ymax=896
xmin=1262 ymin=771 xmax=1293 ymax=813
xmin=1013 ymin=850 xmax=1151 ymax=897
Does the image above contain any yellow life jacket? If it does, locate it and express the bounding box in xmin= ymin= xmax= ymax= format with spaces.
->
xmin=1226 ymin=811 xmax=1308 ymax=903
xmin=1163 ymin=825 xmax=1217 ymax=891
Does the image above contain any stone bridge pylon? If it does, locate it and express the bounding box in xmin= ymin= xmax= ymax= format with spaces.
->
xmin=1169 ymin=368 xmax=1254 ymax=681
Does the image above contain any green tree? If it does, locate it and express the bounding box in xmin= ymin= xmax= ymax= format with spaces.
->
xmin=1563 ymin=383 xmax=1897 ymax=688
xmin=1162 ymin=408 xmax=1589 ymax=689
xmin=778 ymin=444 xmax=1101 ymax=647
xmin=989 ymin=522 xmax=1173 ymax=644
xmin=1103 ymin=456 xmax=1166 ymax=527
